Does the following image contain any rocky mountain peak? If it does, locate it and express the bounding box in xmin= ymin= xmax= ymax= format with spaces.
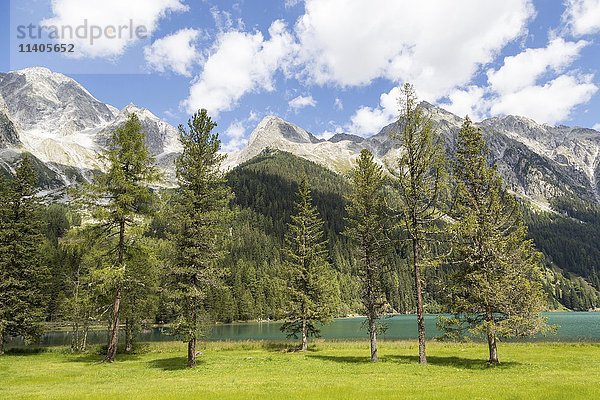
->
xmin=248 ymin=115 xmax=319 ymax=146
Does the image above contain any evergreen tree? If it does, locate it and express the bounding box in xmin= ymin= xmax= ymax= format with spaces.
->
xmin=82 ymin=114 xmax=160 ymax=362
xmin=345 ymin=149 xmax=389 ymax=362
xmin=387 ymin=83 xmax=448 ymax=364
xmin=165 ymin=109 xmax=234 ymax=368
xmin=281 ymin=178 xmax=338 ymax=351
xmin=446 ymin=117 xmax=549 ymax=364
xmin=0 ymin=154 xmax=48 ymax=354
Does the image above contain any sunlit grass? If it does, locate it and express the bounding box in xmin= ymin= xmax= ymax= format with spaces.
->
xmin=1 ymin=340 xmax=599 ymax=399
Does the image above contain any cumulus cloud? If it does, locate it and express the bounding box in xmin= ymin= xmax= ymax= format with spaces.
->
xmin=441 ymin=38 xmax=597 ymax=124
xmin=144 ymin=28 xmax=200 ymax=76
xmin=346 ymin=86 xmax=401 ymax=136
xmin=593 ymin=123 xmax=600 ymax=131
xmin=486 ymin=38 xmax=588 ymax=94
xmin=182 ymin=20 xmax=295 ymax=116
xmin=562 ymin=0 xmax=600 ymax=36
xmin=41 ymin=0 xmax=188 ymax=58
xmin=295 ymin=0 xmax=534 ymax=100
xmin=222 ymin=120 xmax=248 ymax=152
xmin=442 ymin=86 xmax=487 ymax=121
xmin=490 ymin=74 xmax=597 ymax=124
xmin=288 ymin=95 xmax=316 ymax=111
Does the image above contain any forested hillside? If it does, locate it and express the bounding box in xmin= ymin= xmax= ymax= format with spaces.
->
xmin=221 ymin=149 xmax=599 ymax=317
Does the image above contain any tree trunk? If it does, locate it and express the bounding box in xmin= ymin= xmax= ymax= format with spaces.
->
xmin=369 ymin=317 xmax=378 ymax=362
xmin=486 ymin=309 xmax=499 ymax=365
xmin=301 ymin=318 xmax=308 ymax=352
xmin=187 ymin=337 xmax=197 ymax=368
xmin=413 ymin=237 xmax=427 ymax=364
xmin=125 ymin=318 xmax=133 ymax=353
xmin=82 ymin=327 xmax=88 ymax=352
xmin=105 ymin=286 xmax=121 ymax=362
xmin=0 ymin=328 xmax=4 ymax=355
xmin=105 ymin=219 xmax=126 ymax=363
xmin=487 ymin=332 xmax=499 ymax=365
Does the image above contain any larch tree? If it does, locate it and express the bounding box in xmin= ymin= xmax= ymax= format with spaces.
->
xmin=281 ymin=178 xmax=338 ymax=351
xmin=387 ymin=83 xmax=449 ymax=364
xmin=83 ymin=113 xmax=160 ymax=362
xmin=445 ymin=116 xmax=549 ymax=365
xmin=0 ymin=154 xmax=48 ymax=355
xmin=345 ymin=149 xmax=389 ymax=362
xmin=166 ymin=109 xmax=234 ymax=368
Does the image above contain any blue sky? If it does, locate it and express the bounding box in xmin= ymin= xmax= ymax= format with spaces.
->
xmin=2 ymin=0 xmax=600 ymax=151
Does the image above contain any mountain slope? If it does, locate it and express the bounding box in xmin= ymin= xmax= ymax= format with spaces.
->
xmin=225 ymin=149 xmax=599 ymax=314
xmin=0 ymin=67 xmax=180 ymax=188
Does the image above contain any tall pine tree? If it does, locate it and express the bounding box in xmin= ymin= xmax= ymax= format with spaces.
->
xmin=281 ymin=178 xmax=338 ymax=351
xmin=83 ymin=113 xmax=159 ymax=362
xmin=387 ymin=83 xmax=449 ymax=364
xmin=166 ymin=109 xmax=234 ymax=368
xmin=446 ymin=117 xmax=549 ymax=364
xmin=0 ymin=154 xmax=48 ymax=354
xmin=345 ymin=149 xmax=389 ymax=362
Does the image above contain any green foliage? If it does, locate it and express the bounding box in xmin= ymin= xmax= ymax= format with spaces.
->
xmin=164 ymin=109 xmax=234 ymax=344
xmin=80 ymin=113 xmax=160 ymax=360
xmin=224 ymin=150 xmax=414 ymax=320
xmin=444 ymin=117 xmax=550 ymax=362
xmin=387 ymin=83 xmax=450 ymax=363
xmin=281 ymin=178 xmax=339 ymax=348
xmin=0 ymin=154 xmax=49 ymax=353
xmin=345 ymin=149 xmax=389 ymax=357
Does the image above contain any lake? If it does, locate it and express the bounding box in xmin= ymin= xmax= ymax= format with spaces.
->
xmin=5 ymin=312 xmax=600 ymax=348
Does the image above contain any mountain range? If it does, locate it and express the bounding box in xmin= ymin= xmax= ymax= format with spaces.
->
xmin=1 ymin=67 xmax=599 ymax=309
xmin=2 ymin=66 xmax=600 ymax=211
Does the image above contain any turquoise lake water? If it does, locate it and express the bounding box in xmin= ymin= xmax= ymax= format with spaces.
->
xmin=6 ymin=312 xmax=600 ymax=348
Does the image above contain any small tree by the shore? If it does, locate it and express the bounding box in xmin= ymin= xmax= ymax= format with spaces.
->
xmin=345 ymin=149 xmax=389 ymax=362
xmin=387 ymin=83 xmax=449 ymax=364
xmin=281 ymin=178 xmax=338 ymax=351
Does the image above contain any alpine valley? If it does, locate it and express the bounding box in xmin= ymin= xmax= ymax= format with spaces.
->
xmin=1 ymin=67 xmax=599 ymax=312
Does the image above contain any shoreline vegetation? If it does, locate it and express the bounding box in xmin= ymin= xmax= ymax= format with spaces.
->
xmin=1 ymin=341 xmax=599 ymax=399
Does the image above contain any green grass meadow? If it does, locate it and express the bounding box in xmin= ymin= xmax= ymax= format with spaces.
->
xmin=1 ymin=340 xmax=599 ymax=399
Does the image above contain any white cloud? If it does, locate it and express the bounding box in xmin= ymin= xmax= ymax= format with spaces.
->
xmin=41 ymin=0 xmax=188 ymax=58
xmin=490 ymin=74 xmax=597 ymax=124
xmin=183 ymin=20 xmax=295 ymax=116
xmin=222 ymin=120 xmax=248 ymax=152
xmin=285 ymin=0 xmax=302 ymax=8
xmin=295 ymin=0 xmax=534 ymax=100
xmin=316 ymin=124 xmax=343 ymax=140
xmin=347 ymin=86 xmax=401 ymax=136
xmin=486 ymin=38 xmax=588 ymax=94
xmin=441 ymin=38 xmax=597 ymax=124
xmin=563 ymin=0 xmax=600 ymax=36
xmin=288 ymin=95 xmax=316 ymax=111
xmin=334 ymin=97 xmax=343 ymax=111
xmin=442 ymin=86 xmax=487 ymax=121
xmin=144 ymin=28 xmax=200 ymax=76
xmin=593 ymin=123 xmax=600 ymax=131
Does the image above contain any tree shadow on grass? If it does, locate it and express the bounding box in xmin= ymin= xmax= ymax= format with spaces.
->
xmin=308 ymin=354 xmax=372 ymax=364
xmin=2 ymin=347 xmax=48 ymax=356
xmin=387 ymin=355 xmax=521 ymax=369
xmin=148 ymin=357 xmax=206 ymax=371
xmin=308 ymin=354 xmax=520 ymax=369
xmin=65 ymin=351 xmax=143 ymax=364
xmin=261 ymin=342 xmax=307 ymax=353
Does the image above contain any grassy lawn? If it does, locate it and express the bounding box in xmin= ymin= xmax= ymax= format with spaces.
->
xmin=1 ymin=340 xmax=599 ymax=399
